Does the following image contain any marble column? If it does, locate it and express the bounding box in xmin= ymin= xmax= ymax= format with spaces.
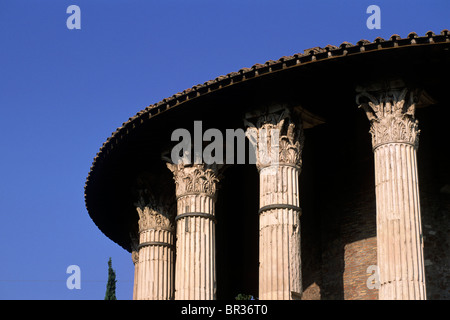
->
xmin=133 ymin=199 xmax=175 ymax=300
xmin=357 ymin=82 xmax=427 ymax=300
xmin=130 ymin=234 xmax=139 ymax=300
xmin=167 ymin=163 xmax=220 ymax=300
xmin=245 ymin=108 xmax=305 ymax=300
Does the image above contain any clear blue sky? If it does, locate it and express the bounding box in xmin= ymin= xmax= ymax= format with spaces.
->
xmin=0 ymin=0 xmax=448 ymax=300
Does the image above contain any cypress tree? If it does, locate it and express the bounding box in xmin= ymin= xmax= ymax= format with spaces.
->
xmin=104 ymin=257 xmax=117 ymax=300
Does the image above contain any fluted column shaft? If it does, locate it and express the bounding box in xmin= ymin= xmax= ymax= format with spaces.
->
xmin=175 ymin=194 xmax=216 ymax=299
xmin=167 ymin=163 xmax=220 ymax=300
xmin=357 ymin=83 xmax=427 ymax=300
xmin=373 ymin=143 xmax=425 ymax=299
xmin=259 ymin=164 xmax=302 ymax=300
xmin=245 ymin=108 xmax=304 ymax=300
xmin=134 ymin=206 xmax=175 ymax=300
xmin=136 ymin=228 xmax=174 ymax=300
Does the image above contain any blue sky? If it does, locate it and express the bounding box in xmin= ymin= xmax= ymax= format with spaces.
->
xmin=0 ymin=0 xmax=448 ymax=300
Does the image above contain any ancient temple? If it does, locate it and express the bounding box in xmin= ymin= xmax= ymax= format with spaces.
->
xmin=85 ymin=30 xmax=450 ymax=300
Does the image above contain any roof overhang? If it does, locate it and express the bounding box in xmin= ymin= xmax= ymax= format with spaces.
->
xmin=85 ymin=30 xmax=450 ymax=252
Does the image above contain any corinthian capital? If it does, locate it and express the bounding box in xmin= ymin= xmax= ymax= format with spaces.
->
xmin=245 ymin=108 xmax=304 ymax=170
xmin=136 ymin=206 xmax=174 ymax=232
xmin=356 ymin=85 xmax=422 ymax=149
xmin=166 ymin=163 xmax=221 ymax=198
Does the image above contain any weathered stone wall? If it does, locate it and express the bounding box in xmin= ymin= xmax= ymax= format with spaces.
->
xmin=421 ymin=181 xmax=450 ymax=300
xmin=416 ymin=105 xmax=450 ymax=300
xmin=301 ymin=109 xmax=379 ymax=300
xmin=340 ymin=191 xmax=377 ymax=300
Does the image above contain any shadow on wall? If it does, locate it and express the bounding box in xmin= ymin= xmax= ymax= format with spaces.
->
xmin=300 ymin=109 xmax=378 ymax=300
xmin=416 ymin=104 xmax=450 ymax=300
xmin=215 ymin=164 xmax=260 ymax=300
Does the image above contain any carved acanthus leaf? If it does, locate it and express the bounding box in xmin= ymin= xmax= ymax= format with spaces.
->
xmin=136 ymin=206 xmax=174 ymax=232
xmin=356 ymin=87 xmax=420 ymax=149
xmin=245 ymin=109 xmax=304 ymax=169
xmin=166 ymin=163 xmax=220 ymax=198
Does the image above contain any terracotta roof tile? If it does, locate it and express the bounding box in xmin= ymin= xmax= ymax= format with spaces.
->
xmin=324 ymin=44 xmax=339 ymax=50
xmin=252 ymin=63 xmax=264 ymax=69
xmin=279 ymin=55 xmax=295 ymax=61
xmin=304 ymin=47 xmax=324 ymax=55
xmin=339 ymin=41 xmax=353 ymax=48
xmin=357 ymin=39 xmax=371 ymax=46
xmin=239 ymin=67 xmax=251 ymax=73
